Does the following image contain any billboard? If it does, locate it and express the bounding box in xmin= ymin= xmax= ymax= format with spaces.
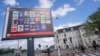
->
xmin=3 ymin=8 xmax=54 ymax=39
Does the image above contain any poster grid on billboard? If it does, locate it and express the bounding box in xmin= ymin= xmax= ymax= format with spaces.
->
xmin=2 ymin=8 xmax=54 ymax=40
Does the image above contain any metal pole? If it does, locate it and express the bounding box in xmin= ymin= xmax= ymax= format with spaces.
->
xmin=17 ymin=40 xmax=19 ymax=49
xmin=27 ymin=37 xmax=34 ymax=56
xmin=72 ymin=42 xmax=74 ymax=56
xmin=58 ymin=46 xmax=61 ymax=56
xmin=39 ymin=44 xmax=41 ymax=56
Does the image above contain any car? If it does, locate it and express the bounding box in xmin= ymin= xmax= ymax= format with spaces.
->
xmin=41 ymin=50 xmax=47 ymax=53
xmin=41 ymin=49 xmax=53 ymax=53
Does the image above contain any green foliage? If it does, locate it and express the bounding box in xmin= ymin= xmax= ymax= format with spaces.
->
xmin=84 ymin=8 xmax=100 ymax=35
xmin=0 ymin=48 xmax=14 ymax=55
xmin=0 ymin=49 xmax=3 ymax=55
xmin=8 ymin=49 xmax=14 ymax=53
xmin=22 ymin=49 xmax=27 ymax=53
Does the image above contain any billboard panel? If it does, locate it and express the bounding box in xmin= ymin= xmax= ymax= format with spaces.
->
xmin=3 ymin=8 xmax=54 ymax=39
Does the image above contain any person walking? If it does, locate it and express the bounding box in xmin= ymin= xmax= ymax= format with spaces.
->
xmin=47 ymin=48 xmax=50 ymax=56
xmin=46 ymin=45 xmax=50 ymax=56
xmin=92 ymin=40 xmax=97 ymax=50
xmin=80 ymin=45 xmax=85 ymax=53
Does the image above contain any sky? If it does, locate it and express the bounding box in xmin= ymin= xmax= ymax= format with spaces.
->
xmin=0 ymin=0 xmax=100 ymax=49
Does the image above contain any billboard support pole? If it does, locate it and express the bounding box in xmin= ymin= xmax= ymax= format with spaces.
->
xmin=27 ymin=37 xmax=34 ymax=56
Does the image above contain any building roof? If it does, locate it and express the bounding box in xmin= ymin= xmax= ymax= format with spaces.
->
xmin=56 ymin=24 xmax=82 ymax=33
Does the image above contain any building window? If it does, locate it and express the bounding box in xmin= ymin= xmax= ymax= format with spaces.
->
xmin=71 ymin=28 xmax=74 ymax=31
xmin=57 ymin=35 xmax=59 ymax=38
xmin=64 ymin=34 xmax=66 ymax=37
xmin=70 ymin=37 xmax=72 ymax=43
xmin=58 ymin=46 xmax=60 ymax=48
xmin=63 ymin=29 xmax=65 ymax=32
xmin=66 ymin=45 xmax=69 ymax=48
xmin=58 ymin=39 xmax=59 ymax=43
xmin=63 ymin=38 xmax=67 ymax=44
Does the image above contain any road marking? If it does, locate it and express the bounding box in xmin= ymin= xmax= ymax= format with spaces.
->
xmin=72 ymin=53 xmax=100 ymax=56
xmin=81 ymin=54 xmax=88 ymax=56
xmin=75 ymin=54 xmax=88 ymax=56
xmin=88 ymin=54 xmax=96 ymax=56
xmin=95 ymin=53 xmax=100 ymax=56
xmin=75 ymin=55 xmax=80 ymax=56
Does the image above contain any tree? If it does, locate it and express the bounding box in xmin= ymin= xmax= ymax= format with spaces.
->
xmin=22 ymin=49 xmax=27 ymax=53
xmin=0 ymin=49 xmax=3 ymax=55
xmin=84 ymin=8 xmax=100 ymax=37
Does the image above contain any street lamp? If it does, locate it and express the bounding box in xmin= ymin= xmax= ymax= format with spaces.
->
xmin=38 ymin=44 xmax=41 ymax=55
xmin=58 ymin=46 xmax=61 ymax=56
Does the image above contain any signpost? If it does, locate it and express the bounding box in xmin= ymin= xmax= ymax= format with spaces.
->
xmin=27 ymin=37 xmax=34 ymax=56
xmin=2 ymin=8 xmax=54 ymax=56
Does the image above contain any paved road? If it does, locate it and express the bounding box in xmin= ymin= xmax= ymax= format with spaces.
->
xmin=76 ymin=53 xmax=100 ymax=56
xmin=35 ymin=53 xmax=100 ymax=56
xmin=1 ymin=48 xmax=100 ymax=56
xmin=35 ymin=52 xmax=100 ymax=56
xmin=0 ymin=53 xmax=27 ymax=56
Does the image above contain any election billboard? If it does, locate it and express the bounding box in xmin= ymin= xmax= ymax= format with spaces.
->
xmin=2 ymin=8 xmax=54 ymax=39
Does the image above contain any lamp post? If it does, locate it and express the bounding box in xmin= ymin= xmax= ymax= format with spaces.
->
xmin=38 ymin=44 xmax=41 ymax=55
xmin=17 ymin=40 xmax=19 ymax=49
xmin=58 ymin=46 xmax=61 ymax=56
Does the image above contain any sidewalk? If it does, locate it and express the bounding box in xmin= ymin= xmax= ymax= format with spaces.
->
xmin=74 ymin=47 xmax=100 ymax=55
xmin=37 ymin=47 xmax=100 ymax=56
xmin=58 ymin=47 xmax=100 ymax=56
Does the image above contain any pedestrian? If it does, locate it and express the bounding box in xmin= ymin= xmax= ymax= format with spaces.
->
xmin=92 ymin=40 xmax=97 ymax=50
xmin=80 ymin=45 xmax=85 ymax=53
xmin=66 ymin=45 xmax=69 ymax=48
xmin=47 ymin=48 xmax=50 ymax=56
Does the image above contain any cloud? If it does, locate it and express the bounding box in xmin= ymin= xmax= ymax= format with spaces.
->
xmin=43 ymin=38 xmax=54 ymax=42
xmin=3 ymin=0 xmax=19 ymax=6
xmin=0 ymin=38 xmax=27 ymax=49
xmin=34 ymin=37 xmax=54 ymax=49
xmin=0 ymin=37 xmax=54 ymax=49
xmin=75 ymin=0 xmax=100 ymax=5
xmin=19 ymin=40 xmax=27 ymax=49
xmin=54 ymin=24 xmax=67 ymax=31
xmin=35 ymin=0 xmax=55 ymax=8
xmin=36 ymin=0 xmax=75 ymax=18
xmin=67 ymin=22 xmax=83 ymax=27
xmin=75 ymin=0 xmax=84 ymax=5
xmin=52 ymin=4 xmax=75 ymax=18
xmin=0 ymin=40 xmax=17 ymax=48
